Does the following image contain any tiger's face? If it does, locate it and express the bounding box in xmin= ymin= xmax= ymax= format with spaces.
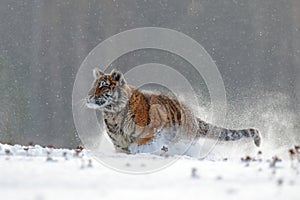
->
xmin=86 ymin=69 xmax=127 ymax=112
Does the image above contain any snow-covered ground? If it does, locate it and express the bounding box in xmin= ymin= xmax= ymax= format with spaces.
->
xmin=0 ymin=143 xmax=299 ymax=200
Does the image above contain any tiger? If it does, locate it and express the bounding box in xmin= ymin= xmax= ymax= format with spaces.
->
xmin=86 ymin=68 xmax=262 ymax=153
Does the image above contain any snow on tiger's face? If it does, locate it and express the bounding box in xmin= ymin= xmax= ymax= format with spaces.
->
xmin=86 ymin=69 xmax=126 ymax=111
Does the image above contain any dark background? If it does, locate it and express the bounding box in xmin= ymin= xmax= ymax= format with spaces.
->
xmin=0 ymin=0 xmax=299 ymax=148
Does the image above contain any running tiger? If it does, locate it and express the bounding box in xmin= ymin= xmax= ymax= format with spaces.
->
xmin=86 ymin=69 xmax=262 ymax=153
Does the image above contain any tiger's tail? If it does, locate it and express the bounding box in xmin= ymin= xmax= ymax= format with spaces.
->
xmin=197 ymin=119 xmax=262 ymax=147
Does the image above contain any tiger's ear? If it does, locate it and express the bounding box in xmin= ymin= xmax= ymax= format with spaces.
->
xmin=111 ymin=69 xmax=125 ymax=85
xmin=93 ymin=68 xmax=104 ymax=79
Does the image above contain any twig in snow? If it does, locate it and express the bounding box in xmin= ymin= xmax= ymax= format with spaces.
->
xmin=191 ymin=167 xmax=199 ymax=179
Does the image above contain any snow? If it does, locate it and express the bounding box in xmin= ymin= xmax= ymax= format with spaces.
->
xmin=0 ymin=143 xmax=299 ymax=200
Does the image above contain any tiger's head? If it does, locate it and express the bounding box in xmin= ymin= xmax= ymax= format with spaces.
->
xmin=86 ymin=69 xmax=129 ymax=112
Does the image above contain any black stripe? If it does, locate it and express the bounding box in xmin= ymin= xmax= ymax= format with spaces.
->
xmin=129 ymin=124 xmax=136 ymax=137
xmin=231 ymin=130 xmax=241 ymax=140
xmin=157 ymin=96 xmax=171 ymax=128
xmin=143 ymin=94 xmax=151 ymax=125
xmin=249 ymin=129 xmax=256 ymax=137
xmin=166 ymin=104 xmax=175 ymax=126
xmin=107 ymin=134 xmax=117 ymax=142
xmin=162 ymin=97 xmax=175 ymax=127
xmin=167 ymin=100 xmax=177 ymax=126
xmin=176 ymin=108 xmax=181 ymax=126
xmin=156 ymin=108 xmax=163 ymax=128
xmin=241 ymin=129 xmax=250 ymax=137
xmin=172 ymin=100 xmax=182 ymax=126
